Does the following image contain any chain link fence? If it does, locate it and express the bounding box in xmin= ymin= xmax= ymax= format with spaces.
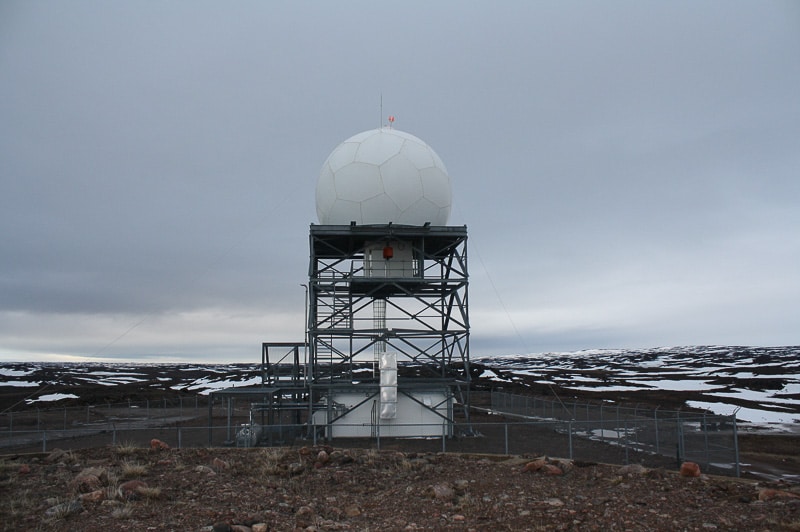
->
xmin=488 ymin=391 xmax=740 ymax=477
xmin=0 ymin=391 xmax=740 ymax=477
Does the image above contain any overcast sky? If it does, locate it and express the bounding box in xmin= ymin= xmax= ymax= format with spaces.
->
xmin=1 ymin=1 xmax=798 ymax=362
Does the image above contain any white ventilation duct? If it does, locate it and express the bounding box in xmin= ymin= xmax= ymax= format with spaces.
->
xmin=379 ymin=352 xmax=397 ymax=419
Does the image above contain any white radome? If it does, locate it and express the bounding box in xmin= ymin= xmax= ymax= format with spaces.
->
xmin=316 ymin=128 xmax=452 ymax=225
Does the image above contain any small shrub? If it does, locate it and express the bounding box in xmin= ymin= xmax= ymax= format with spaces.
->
xmin=120 ymin=460 xmax=148 ymax=479
xmin=114 ymin=441 xmax=139 ymax=457
xmin=1 ymin=488 xmax=36 ymax=518
xmin=111 ymin=503 xmax=134 ymax=519
xmin=137 ymin=486 xmax=162 ymax=500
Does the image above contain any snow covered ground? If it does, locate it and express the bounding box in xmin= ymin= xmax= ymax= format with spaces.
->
xmin=474 ymin=345 xmax=800 ymax=431
xmin=2 ymin=346 xmax=798 ymax=430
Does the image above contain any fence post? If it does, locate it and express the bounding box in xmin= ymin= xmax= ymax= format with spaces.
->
xmin=654 ymin=407 xmax=660 ymax=455
xmin=732 ymin=413 xmax=740 ymax=477
xmin=504 ymin=423 xmax=509 ymax=455
xmin=623 ymin=419 xmax=629 ymax=464
xmin=112 ymin=424 xmax=116 ymax=446
xmin=568 ymin=421 xmax=573 ymax=460
xmin=703 ymin=412 xmax=710 ymax=470
xmin=598 ymin=403 xmax=604 ymax=444
xmin=207 ymin=396 xmax=214 ymax=446
xmin=442 ymin=420 xmax=446 ymax=453
xmin=226 ymin=398 xmax=232 ymax=442
xmin=42 ymin=430 xmax=47 ymax=453
xmin=178 ymin=427 xmax=182 ymax=449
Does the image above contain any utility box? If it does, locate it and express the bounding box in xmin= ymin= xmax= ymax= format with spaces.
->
xmin=364 ymin=240 xmax=417 ymax=278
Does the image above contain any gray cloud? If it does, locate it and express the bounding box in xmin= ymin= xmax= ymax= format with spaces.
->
xmin=1 ymin=1 xmax=798 ymax=361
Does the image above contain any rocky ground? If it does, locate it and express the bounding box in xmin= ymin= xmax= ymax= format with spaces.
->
xmin=2 ymin=443 xmax=800 ymax=531
xmin=1 ymin=351 xmax=799 ymax=529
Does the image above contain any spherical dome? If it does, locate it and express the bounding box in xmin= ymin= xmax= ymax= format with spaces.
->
xmin=316 ymin=128 xmax=451 ymax=225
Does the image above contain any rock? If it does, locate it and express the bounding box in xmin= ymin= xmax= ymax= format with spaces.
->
xmin=618 ymin=464 xmax=648 ymax=476
xmin=554 ymin=459 xmax=574 ymax=474
xmin=70 ymin=473 xmax=102 ymax=493
xmin=680 ymin=462 xmax=701 ymax=478
xmin=522 ymin=459 xmax=547 ymax=472
xmin=758 ymin=488 xmax=800 ymax=501
xmin=230 ymin=525 xmax=252 ymax=532
xmin=212 ymin=457 xmax=230 ymax=470
xmin=543 ymin=498 xmax=564 ymax=507
xmin=196 ymin=465 xmax=217 ymax=475
xmin=212 ymin=523 xmax=232 ymax=532
xmin=78 ymin=465 xmax=106 ymax=477
xmin=543 ymin=464 xmax=564 ymax=476
xmin=317 ymin=450 xmax=329 ymax=464
xmin=79 ymin=489 xmax=105 ymax=502
xmin=453 ymin=479 xmax=470 ymax=490
xmin=45 ymin=499 xmax=83 ymax=518
xmin=428 ymin=483 xmax=455 ymax=500
xmin=344 ymin=505 xmax=361 ymax=517
xmin=150 ymin=438 xmax=170 ymax=450
xmin=118 ymin=479 xmax=148 ymax=500
xmin=252 ymin=524 xmax=268 ymax=532
xmin=45 ymin=448 xmax=68 ymax=463
xmin=504 ymin=456 xmax=532 ymax=467
xmin=17 ymin=464 xmax=31 ymax=474
xmin=288 ymin=462 xmax=305 ymax=475
xmin=295 ymin=505 xmax=315 ymax=527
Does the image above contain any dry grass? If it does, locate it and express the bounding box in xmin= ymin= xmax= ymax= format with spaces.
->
xmin=120 ymin=460 xmax=148 ymax=478
xmin=137 ymin=485 xmax=162 ymax=500
xmin=255 ymin=448 xmax=283 ymax=476
xmin=113 ymin=441 xmax=139 ymax=457
xmin=0 ymin=487 xmax=37 ymax=519
xmin=111 ymin=503 xmax=135 ymax=519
